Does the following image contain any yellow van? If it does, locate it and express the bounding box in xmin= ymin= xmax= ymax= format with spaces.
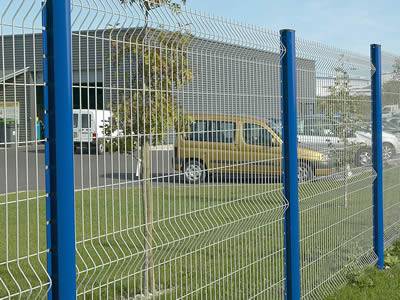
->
xmin=175 ymin=114 xmax=334 ymax=183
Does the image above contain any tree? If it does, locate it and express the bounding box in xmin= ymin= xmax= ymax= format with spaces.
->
xmin=110 ymin=0 xmax=191 ymax=151
xmin=383 ymin=80 xmax=400 ymax=106
xmin=317 ymin=65 xmax=365 ymax=207
xmin=384 ymin=58 xmax=400 ymax=107
xmin=121 ymin=0 xmax=187 ymax=15
xmin=317 ymin=66 xmax=360 ymax=134
xmin=107 ymin=0 xmax=192 ymax=296
xmin=393 ymin=57 xmax=400 ymax=81
xmin=107 ymin=29 xmax=193 ymax=151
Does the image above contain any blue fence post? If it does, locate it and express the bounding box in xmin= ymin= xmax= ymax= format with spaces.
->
xmin=44 ymin=0 xmax=76 ymax=298
xmin=371 ymin=44 xmax=384 ymax=270
xmin=280 ymin=29 xmax=301 ymax=300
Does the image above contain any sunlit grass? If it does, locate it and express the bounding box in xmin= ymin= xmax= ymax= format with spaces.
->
xmin=326 ymin=241 xmax=400 ymax=300
xmin=0 ymin=167 xmax=397 ymax=299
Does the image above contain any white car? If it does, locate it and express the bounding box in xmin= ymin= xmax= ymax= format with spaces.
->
xmin=297 ymin=116 xmax=400 ymax=166
xmin=73 ymin=109 xmax=111 ymax=154
xmin=353 ymin=130 xmax=399 ymax=158
xmin=382 ymin=105 xmax=400 ymax=119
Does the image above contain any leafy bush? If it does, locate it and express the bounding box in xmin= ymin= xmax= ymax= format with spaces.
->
xmin=385 ymin=240 xmax=400 ymax=268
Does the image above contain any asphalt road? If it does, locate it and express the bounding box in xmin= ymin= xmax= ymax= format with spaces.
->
xmin=2 ymin=145 xmax=400 ymax=195
xmin=0 ymin=145 xmax=176 ymax=194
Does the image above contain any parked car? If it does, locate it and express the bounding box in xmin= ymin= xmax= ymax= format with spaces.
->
xmin=297 ymin=116 xmax=400 ymax=166
xmin=384 ymin=117 xmax=400 ymax=130
xmin=382 ymin=105 xmax=400 ymax=118
xmin=175 ymin=114 xmax=335 ymax=183
xmin=268 ymin=115 xmax=400 ymax=166
xmin=73 ymin=109 xmax=111 ymax=154
xmin=383 ymin=120 xmax=400 ymax=137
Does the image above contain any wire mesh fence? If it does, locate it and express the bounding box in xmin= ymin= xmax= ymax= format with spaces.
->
xmin=381 ymin=51 xmax=400 ymax=248
xmin=0 ymin=0 xmax=49 ymax=298
xmin=296 ymin=41 xmax=377 ymax=299
xmin=71 ymin=0 xmax=287 ymax=298
xmin=0 ymin=0 xmax=398 ymax=299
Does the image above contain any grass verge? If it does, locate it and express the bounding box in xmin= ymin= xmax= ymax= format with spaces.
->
xmin=1 ymin=166 xmax=399 ymax=298
xmin=327 ymin=240 xmax=400 ymax=300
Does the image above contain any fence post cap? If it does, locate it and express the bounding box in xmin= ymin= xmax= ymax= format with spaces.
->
xmin=280 ymin=29 xmax=295 ymax=33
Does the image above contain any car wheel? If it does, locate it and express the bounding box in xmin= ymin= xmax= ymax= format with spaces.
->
xmin=298 ymin=163 xmax=313 ymax=183
xmin=356 ymin=147 xmax=372 ymax=167
xmin=183 ymin=160 xmax=206 ymax=184
xmin=383 ymin=143 xmax=395 ymax=161
xmin=98 ymin=143 xmax=105 ymax=155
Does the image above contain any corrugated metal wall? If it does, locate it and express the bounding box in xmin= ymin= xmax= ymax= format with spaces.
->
xmin=0 ymin=29 xmax=316 ymax=142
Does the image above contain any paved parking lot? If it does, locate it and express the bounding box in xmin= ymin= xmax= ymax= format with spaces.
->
xmin=0 ymin=145 xmax=175 ymax=194
xmin=2 ymin=144 xmax=400 ymax=195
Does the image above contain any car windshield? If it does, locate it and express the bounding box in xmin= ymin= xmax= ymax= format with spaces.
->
xmin=384 ymin=119 xmax=400 ymax=129
xmin=383 ymin=107 xmax=392 ymax=113
xmin=269 ymin=117 xmax=338 ymax=135
xmin=266 ymin=118 xmax=281 ymax=136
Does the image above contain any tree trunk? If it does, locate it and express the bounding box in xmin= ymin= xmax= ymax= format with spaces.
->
xmin=141 ymin=139 xmax=155 ymax=296
xmin=344 ymin=163 xmax=349 ymax=208
xmin=343 ymin=129 xmax=349 ymax=208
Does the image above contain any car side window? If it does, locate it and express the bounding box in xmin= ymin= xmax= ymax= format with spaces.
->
xmin=209 ymin=121 xmax=236 ymax=143
xmin=187 ymin=120 xmax=207 ymax=141
xmin=298 ymin=120 xmax=305 ymax=135
xmin=81 ymin=114 xmax=91 ymax=129
xmin=243 ymin=123 xmax=274 ymax=146
xmin=73 ymin=114 xmax=79 ymax=128
xmin=304 ymin=119 xmax=323 ymax=136
xmin=187 ymin=120 xmax=236 ymax=143
xmin=304 ymin=118 xmax=334 ymax=136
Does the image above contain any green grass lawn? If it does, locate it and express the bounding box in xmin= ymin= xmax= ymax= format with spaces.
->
xmin=326 ymin=241 xmax=400 ymax=300
xmin=1 ymin=183 xmax=287 ymax=299
xmin=1 ymin=166 xmax=400 ymax=299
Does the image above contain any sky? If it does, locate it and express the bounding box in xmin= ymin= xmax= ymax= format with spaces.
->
xmin=186 ymin=0 xmax=400 ymax=55
xmin=1 ymin=0 xmax=399 ymax=56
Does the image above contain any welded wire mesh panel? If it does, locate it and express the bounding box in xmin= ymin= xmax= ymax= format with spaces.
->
xmin=71 ymin=0 xmax=287 ymax=298
xmin=0 ymin=0 xmax=49 ymax=298
xmin=296 ymin=41 xmax=376 ymax=299
xmin=381 ymin=52 xmax=400 ymax=248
